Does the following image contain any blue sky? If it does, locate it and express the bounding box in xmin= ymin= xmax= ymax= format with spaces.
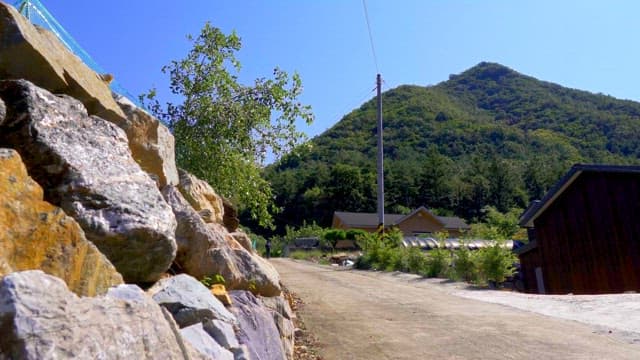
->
xmin=38 ymin=1 xmax=640 ymax=146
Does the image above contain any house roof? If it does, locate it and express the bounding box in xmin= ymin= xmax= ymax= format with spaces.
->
xmin=333 ymin=211 xmax=402 ymax=228
xmin=333 ymin=207 xmax=470 ymax=230
xmin=395 ymin=206 xmax=445 ymax=227
xmin=519 ymin=164 xmax=640 ymax=228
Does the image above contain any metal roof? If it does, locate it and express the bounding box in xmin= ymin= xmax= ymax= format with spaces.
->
xmin=333 ymin=207 xmax=470 ymax=230
xmin=519 ymin=164 xmax=640 ymax=228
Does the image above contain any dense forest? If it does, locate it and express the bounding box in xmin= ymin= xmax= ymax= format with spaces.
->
xmin=258 ymin=62 xmax=640 ymax=234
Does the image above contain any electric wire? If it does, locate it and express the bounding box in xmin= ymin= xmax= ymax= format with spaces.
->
xmin=325 ymin=85 xmax=377 ymax=128
xmin=362 ymin=0 xmax=379 ymax=74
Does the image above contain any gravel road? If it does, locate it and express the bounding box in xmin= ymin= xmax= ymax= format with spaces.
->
xmin=272 ymin=259 xmax=640 ymax=360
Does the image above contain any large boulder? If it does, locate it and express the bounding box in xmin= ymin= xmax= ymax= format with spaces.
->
xmin=163 ymin=186 xmax=281 ymax=296
xmin=0 ymin=80 xmax=177 ymax=283
xmin=113 ymin=94 xmax=179 ymax=187
xmin=203 ymin=319 xmax=240 ymax=350
xmin=0 ymin=2 xmax=126 ymax=125
xmin=177 ymin=169 xmax=224 ymax=223
xmin=222 ymin=196 xmax=240 ymax=232
xmin=231 ymin=230 xmax=256 ymax=254
xmin=261 ymin=295 xmax=296 ymax=360
xmin=180 ymin=323 xmax=234 ymax=360
xmin=0 ymin=271 xmax=201 ymax=359
xmin=148 ymin=274 xmax=236 ymax=328
xmin=0 ymin=97 xmax=5 ymax=121
xmin=0 ymin=148 xmax=123 ymax=296
xmin=230 ymin=291 xmax=287 ymax=360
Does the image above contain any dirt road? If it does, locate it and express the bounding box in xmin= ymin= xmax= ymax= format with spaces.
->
xmin=272 ymin=259 xmax=640 ymax=360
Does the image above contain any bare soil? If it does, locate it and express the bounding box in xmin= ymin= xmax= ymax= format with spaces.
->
xmin=282 ymin=286 xmax=323 ymax=360
xmin=272 ymin=258 xmax=640 ymax=360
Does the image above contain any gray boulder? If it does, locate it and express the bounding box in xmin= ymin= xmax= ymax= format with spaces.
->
xmin=231 ymin=290 xmax=287 ymax=360
xmin=232 ymin=345 xmax=252 ymax=360
xmin=262 ymin=296 xmax=296 ymax=360
xmin=0 ymin=2 xmax=127 ymax=126
xmin=0 ymin=80 xmax=177 ymax=283
xmin=180 ymin=323 xmax=234 ymax=360
xmin=0 ymin=98 xmax=5 ymax=123
xmin=163 ymin=185 xmax=281 ymax=296
xmin=149 ymin=274 xmax=236 ymax=328
xmin=0 ymin=270 xmax=197 ymax=359
xmin=203 ymin=319 xmax=240 ymax=350
xmin=113 ymin=94 xmax=179 ymax=188
xmin=107 ymin=283 xmax=149 ymax=302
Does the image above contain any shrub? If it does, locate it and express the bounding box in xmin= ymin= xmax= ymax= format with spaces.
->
xmin=345 ymin=229 xmax=367 ymax=241
xmin=451 ymin=242 xmax=478 ymax=282
xmin=200 ymin=274 xmax=225 ymax=288
xmin=425 ymin=248 xmax=451 ymax=278
xmin=476 ymin=242 xmax=517 ymax=284
xmin=382 ymin=228 xmax=403 ymax=248
xmin=322 ymin=229 xmax=346 ymax=250
xmin=404 ymin=247 xmax=427 ymax=274
xmin=384 ymin=247 xmax=405 ymax=272
xmin=355 ymin=253 xmax=373 ymax=269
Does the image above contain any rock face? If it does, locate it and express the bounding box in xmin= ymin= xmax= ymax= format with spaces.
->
xmin=180 ymin=323 xmax=234 ymax=360
xmin=148 ymin=274 xmax=236 ymax=328
xmin=178 ymin=169 xmax=224 ymax=223
xmin=203 ymin=319 xmax=240 ymax=350
xmin=0 ymin=271 xmax=198 ymax=359
xmin=0 ymin=80 xmax=177 ymax=283
xmin=232 ymin=230 xmax=256 ymax=254
xmin=0 ymin=148 xmax=123 ymax=296
xmin=113 ymin=94 xmax=179 ymax=187
xmin=0 ymin=97 xmax=5 ymax=121
xmin=223 ymin=197 xmax=240 ymax=232
xmin=163 ymin=186 xmax=281 ymax=296
xmin=0 ymin=2 xmax=126 ymax=124
xmin=262 ymin=295 xmax=296 ymax=360
xmin=230 ymin=291 xmax=287 ymax=360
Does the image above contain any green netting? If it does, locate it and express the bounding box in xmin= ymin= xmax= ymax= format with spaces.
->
xmin=12 ymin=0 xmax=144 ymax=109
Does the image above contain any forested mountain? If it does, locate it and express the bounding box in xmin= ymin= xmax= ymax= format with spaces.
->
xmin=262 ymin=62 xmax=640 ymax=233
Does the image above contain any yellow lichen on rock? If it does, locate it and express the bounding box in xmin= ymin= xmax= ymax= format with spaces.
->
xmin=211 ymin=284 xmax=233 ymax=306
xmin=0 ymin=148 xmax=123 ymax=296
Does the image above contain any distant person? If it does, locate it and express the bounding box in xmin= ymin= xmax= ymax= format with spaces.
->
xmin=265 ymin=239 xmax=272 ymax=259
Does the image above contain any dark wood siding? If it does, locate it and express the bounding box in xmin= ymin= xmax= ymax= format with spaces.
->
xmin=533 ymin=172 xmax=640 ymax=294
xmin=519 ymin=247 xmax=541 ymax=293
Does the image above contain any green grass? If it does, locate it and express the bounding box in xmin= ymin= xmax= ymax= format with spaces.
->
xmin=289 ymin=250 xmax=330 ymax=264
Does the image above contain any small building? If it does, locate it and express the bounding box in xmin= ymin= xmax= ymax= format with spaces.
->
xmin=518 ymin=164 xmax=640 ymax=294
xmin=331 ymin=206 xmax=470 ymax=238
xmin=283 ymin=237 xmax=320 ymax=256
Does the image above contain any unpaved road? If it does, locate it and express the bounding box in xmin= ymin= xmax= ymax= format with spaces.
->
xmin=272 ymin=259 xmax=640 ymax=360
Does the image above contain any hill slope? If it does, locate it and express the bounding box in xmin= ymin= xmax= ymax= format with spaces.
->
xmin=264 ymin=62 xmax=640 ymax=232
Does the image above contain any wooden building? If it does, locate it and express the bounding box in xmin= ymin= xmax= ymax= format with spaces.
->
xmin=518 ymin=164 xmax=640 ymax=294
xmin=332 ymin=206 xmax=470 ymax=238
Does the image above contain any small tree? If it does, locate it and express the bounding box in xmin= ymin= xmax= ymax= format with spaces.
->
xmin=144 ymin=23 xmax=313 ymax=228
xmin=476 ymin=242 xmax=517 ymax=285
xmin=425 ymin=248 xmax=451 ymax=278
xmin=452 ymin=241 xmax=478 ymax=282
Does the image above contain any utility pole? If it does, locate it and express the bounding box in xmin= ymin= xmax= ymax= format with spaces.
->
xmin=376 ymin=73 xmax=384 ymax=230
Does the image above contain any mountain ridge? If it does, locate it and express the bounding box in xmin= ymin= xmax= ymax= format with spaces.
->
xmin=262 ymin=62 xmax=640 ymax=233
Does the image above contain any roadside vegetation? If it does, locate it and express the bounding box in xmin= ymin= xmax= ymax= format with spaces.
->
xmin=355 ymin=231 xmax=518 ymax=287
xmin=252 ymin=206 xmax=521 ymax=288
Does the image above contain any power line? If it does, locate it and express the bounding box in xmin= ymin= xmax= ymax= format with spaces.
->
xmin=326 ymin=86 xmax=376 ymax=126
xmin=361 ymin=0 xmax=379 ymax=74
